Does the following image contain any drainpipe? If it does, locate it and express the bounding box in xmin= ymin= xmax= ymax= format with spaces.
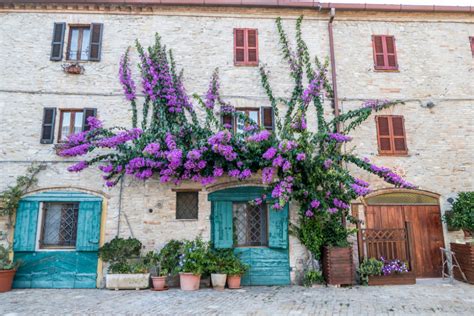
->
xmin=328 ymin=7 xmax=340 ymax=132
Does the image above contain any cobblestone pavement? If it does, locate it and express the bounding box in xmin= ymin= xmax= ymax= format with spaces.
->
xmin=1 ymin=279 xmax=473 ymax=315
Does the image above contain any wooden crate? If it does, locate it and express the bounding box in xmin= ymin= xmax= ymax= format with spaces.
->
xmin=322 ymin=246 xmax=354 ymax=286
xmin=368 ymin=272 xmax=416 ymax=286
xmin=450 ymin=242 xmax=474 ymax=284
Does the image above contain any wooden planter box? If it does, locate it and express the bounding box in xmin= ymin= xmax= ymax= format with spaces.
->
xmin=368 ymin=272 xmax=416 ymax=286
xmin=450 ymin=242 xmax=474 ymax=284
xmin=322 ymin=246 xmax=354 ymax=286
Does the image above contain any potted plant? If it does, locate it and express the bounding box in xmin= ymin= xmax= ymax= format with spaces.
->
xmin=225 ymin=255 xmax=249 ymax=289
xmin=0 ymin=245 xmax=20 ymax=293
xmin=208 ymin=249 xmax=233 ymax=290
xmin=444 ymin=192 xmax=474 ymax=284
xmin=359 ymin=257 xmax=415 ymax=286
xmin=358 ymin=258 xmax=383 ymax=285
xmin=145 ymin=240 xmax=183 ymax=290
xmin=99 ymin=237 xmax=150 ymax=290
xmin=177 ymin=237 xmax=210 ymax=291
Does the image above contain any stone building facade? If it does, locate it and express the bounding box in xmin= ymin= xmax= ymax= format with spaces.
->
xmin=0 ymin=1 xmax=473 ymax=287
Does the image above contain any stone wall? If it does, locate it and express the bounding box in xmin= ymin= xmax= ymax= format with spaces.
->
xmin=0 ymin=6 xmax=473 ymax=284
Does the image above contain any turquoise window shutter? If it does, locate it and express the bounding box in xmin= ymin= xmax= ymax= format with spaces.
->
xmin=13 ymin=201 xmax=40 ymax=252
xmin=268 ymin=204 xmax=289 ymax=249
xmin=213 ymin=201 xmax=233 ymax=249
xmin=76 ymin=201 xmax=102 ymax=251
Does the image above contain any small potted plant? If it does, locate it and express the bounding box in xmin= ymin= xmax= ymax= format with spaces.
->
xmin=0 ymin=245 xmax=20 ymax=293
xmin=145 ymin=240 xmax=183 ymax=290
xmin=177 ymin=237 xmax=210 ymax=291
xmin=358 ymin=258 xmax=383 ymax=285
xmin=225 ymin=255 xmax=249 ymax=289
xmin=99 ymin=237 xmax=150 ymax=290
xmin=144 ymin=251 xmax=167 ymax=291
xmin=208 ymin=249 xmax=233 ymax=290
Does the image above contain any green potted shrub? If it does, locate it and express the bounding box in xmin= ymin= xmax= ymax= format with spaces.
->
xmin=145 ymin=240 xmax=183 ymax=290
xmin=0 ymin=245 xmax=20 ymax=293
xmin=225 ymin=255 xmax=249 ymax=289
xmin=444 ymin=192 xmax=474 ymax=284
xmin=303 ymin=269 xmax=325 ymax=287
xmin=208 ymin=249 xmax=233 ymax=290
xmin=99 ymin=237 xmax=150 ymax=290
xmin=177 ymin=237 xmax=210 ymax=291
xmin=358 ymin=258 xmax=383 ymax=285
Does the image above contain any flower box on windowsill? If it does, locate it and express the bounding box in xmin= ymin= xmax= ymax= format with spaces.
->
xmin=368 ymin=272 xmax=416 ymax=286
xmin=62 ymin=63 xmax=84 ymax=75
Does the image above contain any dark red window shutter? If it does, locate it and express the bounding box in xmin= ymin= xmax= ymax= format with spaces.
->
xmin=50 ymin=23 xmax=66 ymax=61
xmin=372 ymin=35 xmax=398 ymax=70
xmin=376 ymin=115 xmax=407 ymax=155
xmin=82 ymin=108 xmax=97 ymax=131
xmin=222 ymin=114 xmax=234 ymax=131
xmin=40 ymin=108 xmax=57 ymax=144
xmin=234 ymin=28 xmax=258 ymax=66
xmin=88 ymin=23 xmax=103 ymax=61
xmin=470 ymin=37 xmax=474 ymax=57
xmin=261 ymin=107 xmax=274 ymax=131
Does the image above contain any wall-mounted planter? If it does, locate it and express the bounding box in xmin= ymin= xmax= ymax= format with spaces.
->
xmin=368 ymin=272 xmax=416 ymax=286
xmin=105 ymin=273 xmax=150 ymax=290
xmin=450 ymin=242 xmax=474 ymax=284
xmin=322 ymin=246 xmax=354 ymax=286
xmin=62 ymin=63 xmax=84 ymax=75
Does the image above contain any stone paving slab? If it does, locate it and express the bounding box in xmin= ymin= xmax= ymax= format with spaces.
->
xmin=1 ymin=280 xmax=473 ymax=315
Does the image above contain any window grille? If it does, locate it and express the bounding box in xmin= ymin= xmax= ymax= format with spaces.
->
xmin=176 ymin=192 xmax=199 ymax=219
xmin=233 ymin=202 xmax=268 ymax=247
xmin=40 ymin=202 xmax=79 ymax=248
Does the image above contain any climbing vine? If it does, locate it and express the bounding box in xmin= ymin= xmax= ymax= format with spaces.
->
xmin=59 ymin=16 xmax=414 ymax=260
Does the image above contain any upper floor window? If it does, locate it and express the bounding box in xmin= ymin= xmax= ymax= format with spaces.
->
xmin=375 ymin=115 xmax=407 ymax=155
xmin=222 ymin=106 xmax=274 ymax=133
xmin=372 ymin=35 xmax=398 ymax=71
xmin=40 ymin=107 xmax=96 ymax=144
xmin=234 ymin=28 xmax=258 ymax=66
xmin=50 ymin=22 xmax=103 ymax=62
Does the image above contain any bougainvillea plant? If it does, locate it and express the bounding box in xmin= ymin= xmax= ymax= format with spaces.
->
xmin=59 ymin=17 xmax=415 ymax=260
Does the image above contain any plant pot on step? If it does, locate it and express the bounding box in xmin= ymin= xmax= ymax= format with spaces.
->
xmin=227 ymin=275 xmax=242 ymax=289
xmin=0 ymin=269 xmax=16 ymax=293
xmin=211 ymin=273 xmax=227 ymax=290
xmin=151 ymin=276 xmax=167 ymax=290
xmin=179 ymin=273 xmax=201 ymax=291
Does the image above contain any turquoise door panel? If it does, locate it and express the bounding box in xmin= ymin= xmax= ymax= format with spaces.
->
xmin=13 ymin=193 xmax=102 ymax=289
xmin=13 ymin=201 xmax=40 ymax=252
xmin=210 ymin=187 xmax=290 ymax=286
xmin=76 ymin=201 xmax=102 ymax=251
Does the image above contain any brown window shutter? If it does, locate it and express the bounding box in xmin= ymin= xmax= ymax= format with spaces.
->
xmin=261 ymin=107 xmax=274 ymax=131
xmin=222 ymin=114 xmax=234 ymax=131
xmin=247 ymin=29 xmax=258 ymax=64
xmin=385 ymin=36 xmax=398 ymax=69
xmin=50 ymin=23 xmax=66 ymax=61
xmin=372 ymin=35 xmax=385 ymax=69
xmin=391 ymin=116 xmax=407 ymax=153
xmin=234 ymin=29 xmax=246 ymax=64
xmin=470 ymin=36 xmax=474 ymax=57
xmin=82 ymin=108 xmax=97 ymax=131
xmin=40 ymin=108 xmax=56 ymax=144
xmin=373 ymin=35 xmax=398 ymax=70
xmin=376 ymin=116 xmax=392 ymax=153
xmin=88 ymin=23 xmax=103 ymax=61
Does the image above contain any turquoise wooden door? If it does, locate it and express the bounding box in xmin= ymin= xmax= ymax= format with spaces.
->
xmin=209 ymin=187 xmax=290 ymax=286
xmin=13 ymin=192 xmax=102 ymax=289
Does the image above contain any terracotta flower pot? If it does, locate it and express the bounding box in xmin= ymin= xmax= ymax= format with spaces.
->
xmin=211 ymin=273 xmax=227 ymax=290
xmin=0 ymin=269 xmax=16 ymax=293
xmin=179 ymin=273 xmax=201 ymax=291
xmin=151 ymin=276 xmax=167 ymax=290
xmin=227 ymin=275 xmax=241 ymax=289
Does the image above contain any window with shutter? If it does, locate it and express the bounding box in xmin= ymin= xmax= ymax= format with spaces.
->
xmin=66 ymin=23 xmax=103 ymax=61
xmin=261 ymin=107 xmax=274 ymax=131
xmin=51 ymin=23 xmax=66 ymax=61
xmin=58 ymin=109 xmax=84 ymax=142
xmin=40 ymin=108 xmax=57 ymax=144
xmin=376 ymin=115 xmax=407 ymax=155
xmin=234 ymin=28 xmax=258 ymax=66
xmin=372 ymin=35 xmax=398 ymax=71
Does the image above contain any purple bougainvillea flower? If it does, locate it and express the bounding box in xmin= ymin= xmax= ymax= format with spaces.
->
xmin=262 ymin=147 xmax=277 ymax=160
xmin=323 ymin=158 xmax=333 ymax=170
xmin=310 ymin=199 xmax=320 ymax=209
xmin=305 ymin=210 xmax=314 ymax=217
xmin=67 ymin=161 xmax=88 ymax=172
xmin=328 ymin=133 xmax=352 ymax=143
xmin=143 ymin=143 xmax=161 ymax=155
xmin=296 ymin=153 xmax=306 ymax=161
xmin=328 ymin=208 xmax=338 ymax=214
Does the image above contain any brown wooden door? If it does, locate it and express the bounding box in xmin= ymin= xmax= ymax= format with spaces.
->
xmin=365 ymin=204 xmax=444 ymax=278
